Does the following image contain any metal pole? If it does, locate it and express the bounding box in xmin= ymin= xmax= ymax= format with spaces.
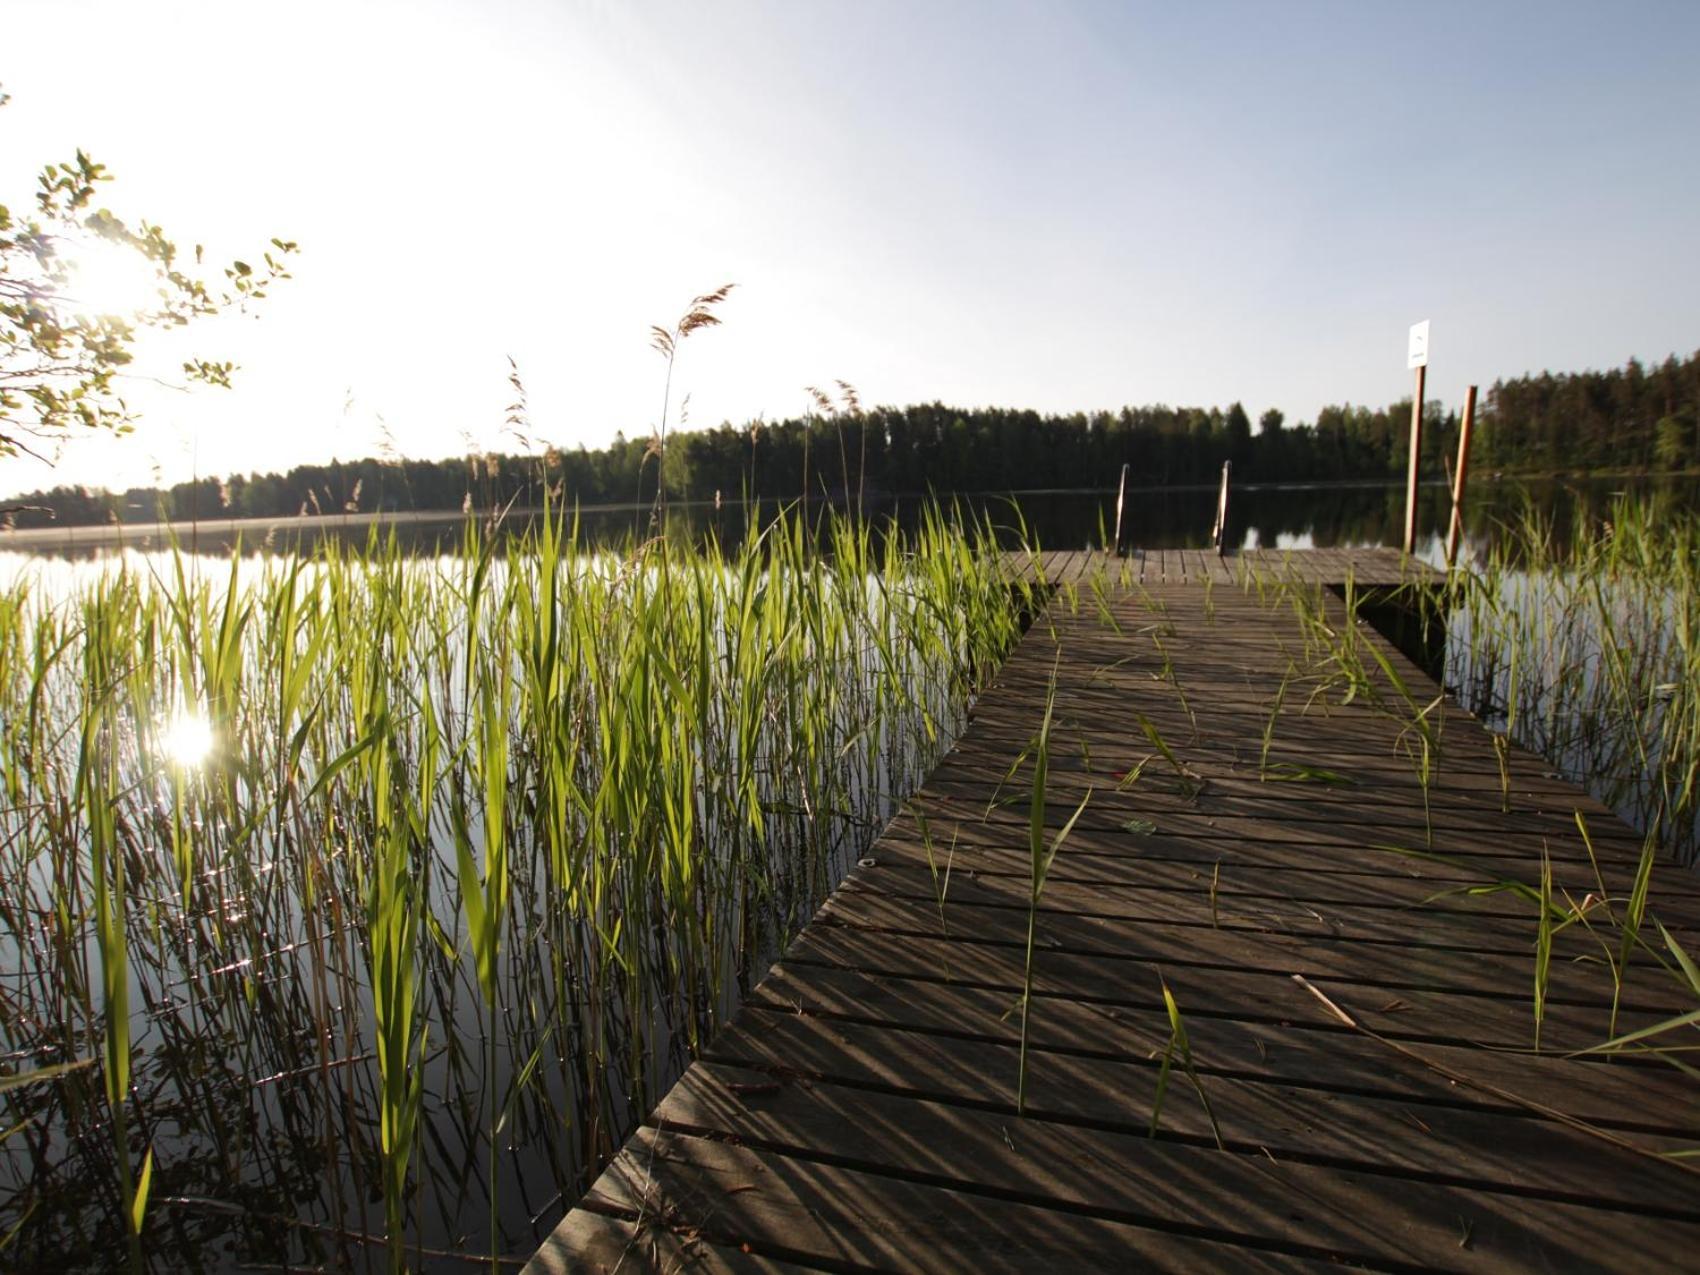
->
xmin=1402 ymin=364 xmax=1426 ymax=556
xmin=1211 ymin=460 xmax=1232 ymax=557
xmin=1446 ymin=384 xmax=1478 ymax=569
xmin=1112 ymin=463 xmax=1129 ymax=554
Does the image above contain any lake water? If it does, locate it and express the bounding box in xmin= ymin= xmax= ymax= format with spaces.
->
xmin=6 ymin=474 xmax=1700 ymax=565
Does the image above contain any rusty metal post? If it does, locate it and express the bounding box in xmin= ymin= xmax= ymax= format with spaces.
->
xmin=1112 ymin=463 xmax=1130 ymax=554
xmin=1446 ymin=384 xmax=1478 ymax=568
xmin=1402 ymin=363 xmax=1426 ymax=556
xmin=1211 ymin=460 xmax=1232 ymax=557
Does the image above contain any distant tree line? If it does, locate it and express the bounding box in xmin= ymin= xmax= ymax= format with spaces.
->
xmin=4 ymin=351 xmax=1695 ymax=530
xmin=1475 ymin=352 xmax=1699 ymax=472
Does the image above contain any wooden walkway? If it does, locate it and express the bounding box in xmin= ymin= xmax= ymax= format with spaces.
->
xmin=1006 ymin=545 xmax=1438 ymax=588
xmin=529 ymin=550 xmax=1700 ymax=1273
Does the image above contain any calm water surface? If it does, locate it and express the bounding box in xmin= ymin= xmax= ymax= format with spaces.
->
xmin=7 ymin=475 xmax=1700 ymax=565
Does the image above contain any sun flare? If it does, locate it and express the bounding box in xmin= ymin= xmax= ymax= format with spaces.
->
xmin=61 ymin=235 xmax=162 ymax=319
xmin=159 ymin=710 xmax=214 ymax=767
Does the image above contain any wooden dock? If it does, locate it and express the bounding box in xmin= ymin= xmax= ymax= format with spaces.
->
xmin=529 ymin=548 xmax=1700 ymax=1273
xmin=1007 ymin=545 xmax=1440 ymax=588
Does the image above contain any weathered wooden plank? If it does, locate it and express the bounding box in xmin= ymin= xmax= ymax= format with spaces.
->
xmin=893 ymin=809 xmax=1693 ymax=913
xmin=923 ymin=747 xmax=1635 ymax=829
xmin=830 ymin=864 xmax=1682 ymax=980
xmin=865 ymin=826 xmax=1700 ymax=912
xmin=804 ymin=897 xmax=1687 ymax=1044
xmin=900 ymin=788 xmax=1642 ymax=854
xmin=903 ymin=782 xmax=1657 ymax=864
xmin=704 ymin=1014 xmax=1700 ymax=1216
xmin=742 ymin=961 xmax=1700 ymax=1135
xmin=1221 ymin=547 xmax=1434 ymax=588
xmin=581 ymin=1126 xmax=1346 ymax=1273
xmin=652 ymin=1061 xmax=1700 ymax=1273
xmin=891 ymin=740 xmax=1651 ymax=835
xmin=857 ymin=847 xmax=1700 ymax=938
xmin=897 ymin=754 xmax=1652 ymax=853
xmin=525 ymin=1207 xmax=819 ymax=1274
xmin=832 ymin=869 xmax=1688 ymax=986
xmin=1042 ymin=549 xmax=1076 ymax=586
xmin=902 ymin=788 xmax=1661 ymax=865
xmin=942 ymin=694 xmax=1583 ymax=778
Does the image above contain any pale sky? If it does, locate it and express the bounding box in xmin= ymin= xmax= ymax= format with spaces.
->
xmin=3 ymin=0 xmax=1696 ymax=492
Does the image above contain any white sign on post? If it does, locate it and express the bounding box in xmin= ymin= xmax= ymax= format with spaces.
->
xmin=1407 ymin=320 xmax=1431 ymax=370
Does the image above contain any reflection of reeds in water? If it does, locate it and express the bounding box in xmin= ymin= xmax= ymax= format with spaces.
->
xmin=0 ymin=501 xmax=1028 ymax=1270
xmin=1441 ymin=493 xmax=1700 ymax=865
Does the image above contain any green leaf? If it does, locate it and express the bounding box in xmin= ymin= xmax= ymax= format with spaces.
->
xmin=0 ymin=1058 xmax=93 ymax=1093
xmin=130 ymin=1144 xmax=154 ymax=1235
xmin=303 ymin=714 xmax=388 ymax=803
xmin=1262 ymin=762 xmax=1355 ymax=785
xmin=1659 ymin=922 xmax=1700 ymax=997
xmin=1572 ymin=1006 xmax=1700 ymax=1055
xmin=2 ymin=1118 xmax=32 ymax=1146
xmin=1042 ymin=789 xmax=1091 ymax=882
xmin=1122 ymin=817 xmax=1157 ymax=835
xmin=424 ymin=910 xmax=459 ymax=963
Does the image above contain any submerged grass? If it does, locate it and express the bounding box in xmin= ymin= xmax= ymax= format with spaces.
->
xmin=0 ymin=501 xmax=1027 ymax=1270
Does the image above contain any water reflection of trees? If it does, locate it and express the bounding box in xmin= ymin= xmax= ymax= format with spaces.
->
xmin=10 ymin=477 xmax=1697 ymax=564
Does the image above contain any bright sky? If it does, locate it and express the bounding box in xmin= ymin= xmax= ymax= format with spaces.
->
xmin=3 ymin=0 xmax=1697 ymax=492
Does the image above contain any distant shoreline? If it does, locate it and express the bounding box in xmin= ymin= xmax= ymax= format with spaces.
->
xmin=5 ymin=472 xmax=1697 ymax=554
xmin=0 ymin=479 xmax=1445 ymax=552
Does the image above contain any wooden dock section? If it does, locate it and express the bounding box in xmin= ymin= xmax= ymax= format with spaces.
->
xmin=1007 ymin=545 xmax=1439 ymax=588
xmin=530 ymin=549 xmax=1700 ymax=1273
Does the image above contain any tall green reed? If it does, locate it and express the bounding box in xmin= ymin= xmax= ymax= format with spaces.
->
xmin=0 ymin=501 xmax=1023 ymax=1270
xmin=1444 ymin=492 xmax=1700 ymax=863
xmin=1015 ymin=654 xmax=1090 ymax=1114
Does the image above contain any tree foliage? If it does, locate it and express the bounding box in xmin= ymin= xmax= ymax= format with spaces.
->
xmin=1476 ymin=353 xmax=1700 ymax=473
xmin=7 ymin=346 xmax=1698 ymax=529
xmin=0 ymin=404 xmax=1464 ymax=524
xmin=0 ymin=86 xmax=294 ymax=460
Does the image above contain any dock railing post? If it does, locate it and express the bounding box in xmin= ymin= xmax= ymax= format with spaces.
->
xmin=1112 ymin=462 xmax=1130 ymax=555
xmin=1403 ymin=363 xmax=1426 ymax=556
xmin=1445 ymin=384 xmax=1478 ymax=569
xmin=1210 ymin=460 xmax=1232 ymax=557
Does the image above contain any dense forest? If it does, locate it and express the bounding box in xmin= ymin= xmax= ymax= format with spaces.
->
xmin=3 ymin=351 xmax=1695 ymax=529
